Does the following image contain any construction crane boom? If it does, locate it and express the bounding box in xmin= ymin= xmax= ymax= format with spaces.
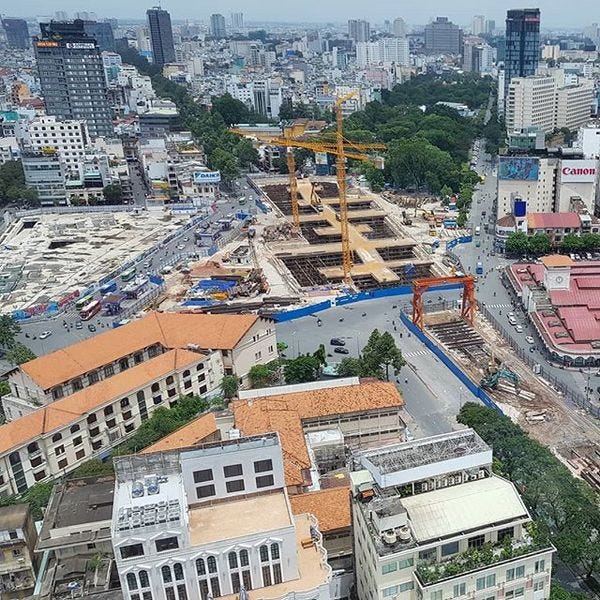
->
xmin=231 ymin=96 xmax=385 ymax=286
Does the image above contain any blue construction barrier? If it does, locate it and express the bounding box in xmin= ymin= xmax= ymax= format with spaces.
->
xmin=447 ymin=235 xmax=473 ymax=251
xmin=271 ymin=300 xmax=333 ymax=322
xmin=398 ymin=311 xmax=502 ymax=414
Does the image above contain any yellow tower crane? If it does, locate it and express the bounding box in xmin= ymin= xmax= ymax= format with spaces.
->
xmin=231 ymin=93 xmax=385 ymax=285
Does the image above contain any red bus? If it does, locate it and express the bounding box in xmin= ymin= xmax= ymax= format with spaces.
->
xmin=80 ymin=300 xmax=102 ymax=321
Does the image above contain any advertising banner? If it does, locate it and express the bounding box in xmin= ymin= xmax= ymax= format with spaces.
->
xmin=560 ymin=159 xmax=598 ymax=183
xmin=193 ymin=171 xmax=221 ymax=184
xmin=498 ymin=157 xmax=539 ymax=181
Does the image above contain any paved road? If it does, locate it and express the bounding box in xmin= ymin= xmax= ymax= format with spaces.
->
xmin=453 ymin=142 xmax=587 ymax=399
xmin=276 ymin=296 xmax=480 ymax=439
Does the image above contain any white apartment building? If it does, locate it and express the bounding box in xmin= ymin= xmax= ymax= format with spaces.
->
xmin=0 ymin=136 xmax=19 ymax=164
xmin=351 ymin=430 xmax=554 ymax=600
xmin=113 ymin=433 xmax=332 ymax=600
xmin=506 ymin=74 xmax=594 ymax=134
xmin=496 ymin=155 xmax=599 ymax=217
xmin=577 ymin=122 xmax=600 ymax=159
xmin=356 ymin=39 xmax=410 ymax=68
xmin=21 ymin=115 xmax=90 ymax=175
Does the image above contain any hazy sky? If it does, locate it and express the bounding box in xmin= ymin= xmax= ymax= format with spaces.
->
xmin=16 ymin=0 xmax=593 ymax=29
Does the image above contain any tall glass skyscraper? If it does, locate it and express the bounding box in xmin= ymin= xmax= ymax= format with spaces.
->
xmin=504 ymin=8 xmax=541 ymax=97
xmin=34 ymin=20 xmax=113 ymax=139
xmin=1 ymin=18 xmax=29 ymax=49
xmin=147 ymin=7 xmax=175 ymax=68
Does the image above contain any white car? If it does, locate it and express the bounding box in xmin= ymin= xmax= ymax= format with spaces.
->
xmin=176 ymin=244 xmax=185 ymax=250
xmin=525 ymin=336 xmax=535 ymax=345
xmin=507 ymin=312 xmax=515 ymax=319
xmin=515 ymin=325 xmax=523 ymax=333
xmin=39 ymin=331 xmax=52 ymax=339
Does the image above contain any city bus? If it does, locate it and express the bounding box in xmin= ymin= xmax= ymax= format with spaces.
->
xmin=121 ymin=267 xmax=137 ymax=282
xmin=100 ymin=281 xmax=117 ymax=295
xmin=80 ymin=300 xmax=102 ymax=321
xmin=476 ymin=261 xmax=484 ymax=275
xmin=75 ymin=295 xmax=93 ymax=311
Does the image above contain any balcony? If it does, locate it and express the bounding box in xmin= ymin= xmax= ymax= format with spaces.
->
xmin=415 ymin=535 xmax=554 ymax=586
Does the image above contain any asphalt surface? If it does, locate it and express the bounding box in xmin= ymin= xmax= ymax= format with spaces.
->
xmin=17 ymin=179 xmax=260 ymax=356
xmin=276 ymin=295 xmax=478 ymax=439
xmin=453 ymin=142 xmax=587 ymax=398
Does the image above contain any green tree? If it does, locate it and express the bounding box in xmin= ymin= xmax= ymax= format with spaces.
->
xmin=5 ymin=343 xmax=36 ymax=365
xmin=23 ymin=482 xmax=54 ymax=520
xmin=580 ymin=233 xmax=600 ymax=251
xmin=527 ymin=233 xmax=551 ymax=255
xmin=69 ymin=458 xmax=114 ymax=478
xmin=440 ymin=184 xmax=453 ymax=199
xmin=102 ymin=183 xmax=123 ymax=204
xmin=549 ymin=583 xmax=588 ymax=600
xmin=234 ymin=138 xmax=259 ymax=169
xmin=362 ymin=330 xmax=406 ymax=381
xmin=561 ymin=233 xmax=584 ymax=253
xmin=361 ymin=162 xmax=385 ymax=192
xmin=457 ymin=210 xmax=468 ymax=228
xmin=0 ymin=315 xmax=20 ymax=348
xmin=505 ymin=232 xmax=530 ymax=256
xmin=0 ymin=160 xmax=38 ymax=205
xmin=284 ymin=354 xmax=320 ymax=384
xmin=221 ymin=375 xmax=239 ymax=400
xmin=335 ymin=357 xmax=364 ymax=377
xmin=249 ymin=364 xmax=272 ymax=388
xmin=209 ymin=148 xmax=240 ymax=183
xmin=211 ymin=93 xmax=251 ymax=126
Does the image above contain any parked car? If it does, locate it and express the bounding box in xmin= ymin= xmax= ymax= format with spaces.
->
xmin=88 ymin=324 xmax=97 ymax=332
xmin=330 ymin=338 xmax=346 ymax=346
xmin=75 ymin=321 xmax=83 ymax=330
xmin=334 ymin=347 xmax=350 ymax=354
xmin=515 ymin=325 xmax=523 ymax=333
xmin=39 ymin=331 xmax=52 ymax=339
xmin=526 ymin=336 xmax=534 ymax=345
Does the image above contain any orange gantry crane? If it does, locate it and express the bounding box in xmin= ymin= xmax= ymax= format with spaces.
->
xmin=231 ymin=92 xmax=385 ymax=285
xmin=412 ymin=275 xmax=476 ymax=330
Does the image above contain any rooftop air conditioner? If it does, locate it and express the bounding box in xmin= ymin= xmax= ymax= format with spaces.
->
xmin=382 ymin=530 xmax=397 ymax=545
xmin=397 ymin=526 xmax=412 ymax=543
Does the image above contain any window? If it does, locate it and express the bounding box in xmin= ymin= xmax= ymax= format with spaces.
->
xmin=468 ymin=534 xmax=485 ymax=549
xmin=229 ymin=552 xmax=238 ymax=569
xmin=383 ymin=586 xmax=399 ymax=597
xmin=197 ymin=557 xmax=220 ymax=600
xmin=120 ymin=398 xmax=130 ymax=408
xmin=533 ymin=581 xmax=544 ymax=592
xmin=89 ymin=426 xmax=100 ymax=437
xmin=52 ymin=433 xmax=62 ymax=443
xmin=88 ymin=371 xmax=99 ymax=384
xmin=76 ymin=449 xmax=85 ymax=460
xmin=399 ymin=582 xmax=413 ymax=593
xmin=73 ymin=436 xmax=82 ymax=446
xmin=256 ymin=474 xmax=274 ymax=488
xmin=453 ymin=583 xmax=466 ymax=597
xmin=476 ymin=577 xmax=486 ymax=592
xmin=33 ymin=470 xmax=46 ymax=481
xmin=515 ymin=565 xmax=525 ymax=578
xmin=506 ymin=568 xmax=515 ymax=582
xmin=254 ymin=459 xmax=273 ymax=473
xmin=58 ymin=458 xmax=68 ymax=469
xmin=534 ymin=559 xmax=545 ymax=573
xmin=260 ymin=545 xmax=269 ymax=562
xmin=92 ymin=440 xmax=102 ymax=451
xmin=87 ymin=414 xmax=97 ymax=425
xmin=430 ymin=592 xmax=442 ymax=600
xmin=121 ymin=543 xmax=144 ymax=559
xmin=151 ymin=383 xmax=160 ymax=393
xmin=196 ymin=484 xmax=216 ymax=499
xmin=156 ymin=537 xmax=179 ymax=552
xmin=486 ymin=574 xmax=496 ymax=588
xmin=226 ymin=479 xmax=245 ymax=493
xmin=194 ymin=469 xmax=213 ymax=483
xmin=107 ymin=418 xmax=117 ymax=429
xmin=104 ymin=364 xmax=114 ymax=377
xmin=104 ymin=405 xmax=114 ymax=416
xmin=134 ymin=353 xmax=144 ymax=364
xmin=184 ymin=380 xmax=192 ymax=390
xmin=497 ymin=526 xmax=514 ymax=542
xmin=514 ymin=588 xmax=524 ymax=598
xmin=166 ymin=375 xmax=174 ymax=385
xmin=127 ymin=573 xmax=138 ymax=591
xmin=72 ymin=378 xmax=83 ymax=391
xmin=55 ymin=445 xmax=65 ymax=456
xmin=441 ymin=541 xmax=459 ymax=556
xmin=125 ymin=423 xmax=135 ymax=433
xmin=119 ymin=358 xmax=129 ymax=371
xmin=382 ymin=561 xmax=397 ymax=575
xmin=52 ymin=387 xmax=64 ymax=400
xmin=27 ymin=442 xmax=39 ymax=454
xmin=418 ymin=548 xmax=436 ymax=562
xmin=183 ymin=370 xmax=191 ymax=378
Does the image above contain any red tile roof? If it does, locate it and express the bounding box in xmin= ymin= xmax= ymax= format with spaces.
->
xmin=528 ymin=213 xmax=581 ymax=230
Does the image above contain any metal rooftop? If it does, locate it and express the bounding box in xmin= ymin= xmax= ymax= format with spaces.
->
xmin=357 ymin=429 xmax=490 ymax=475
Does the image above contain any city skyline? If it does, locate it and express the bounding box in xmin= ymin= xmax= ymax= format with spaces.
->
xmin=9 ymin=0 xmax=600 ymax=29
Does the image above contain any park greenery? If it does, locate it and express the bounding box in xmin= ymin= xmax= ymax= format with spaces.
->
xmin=0 ymin=315 xmax=36 ymax=365
xmin=458 ymin=403 xmax=600 ymax=582
xmin=118 ymin=47 xmax=261 ymax=184
xmin=0 ymin=160 xmax=38 ymax=205
xmin=505 ymin=231 xmax=600 ymax=257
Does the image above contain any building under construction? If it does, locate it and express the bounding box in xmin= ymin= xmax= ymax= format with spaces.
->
xmin=261 ymin=179 xmax=435 ymax=291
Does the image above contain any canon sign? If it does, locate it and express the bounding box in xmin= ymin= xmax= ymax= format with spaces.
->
xmin=560 ymin=160 xmax=599 ymax=183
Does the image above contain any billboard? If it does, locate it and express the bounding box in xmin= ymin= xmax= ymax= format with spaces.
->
xmin=193 ymin=171 xmax=221 ymax=184
xmin=560 ymin=159 xmax=598 ymax=183
xmin=314 ymin=152 xmax=328 ymax=165
xmin=498 ymin=157 xmax=539 ymax=181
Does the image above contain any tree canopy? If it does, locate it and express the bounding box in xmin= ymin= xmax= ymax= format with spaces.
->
xmin=0 ymin=161 xmax=38 ymax=206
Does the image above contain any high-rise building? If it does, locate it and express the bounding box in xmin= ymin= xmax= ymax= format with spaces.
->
xmin=393 ymin=17 xmax=407 ymax=37
xmin=424 ymin=17 xmax=463 ymax=54
xmin=210 ymin=13 xmax=227 ymax=39
xmin=504 ymin=9 xmax=541 ymax=98
xmin=463 ymin=38 xmax=494 ymax=74
xmin=21 ymin=150 xmax=67 ymax=205
xmin=356 ymin=38 xmax=410 ymax=67
xmin=34 ymin=20 xmax=113 ymax=139
xmin=472 ymin=14 xmax=485 ymax=36
xmin=1 ymin=18 xmax=29 ymax=49
xmin=485 ymin=19 xmax=496 ymax=35
xmin=82 ymin=20 xmax=115 ymax=52
xmin=147 ymin=7 xmax=175 ymax=68
xmin=348 ymin=19 xmax=371 ymax=43
xmin=231 ymin=12 xmax=244 ymax=30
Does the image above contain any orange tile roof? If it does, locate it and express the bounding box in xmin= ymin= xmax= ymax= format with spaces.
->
xmin=233 ymin=381 xmax=403 ymax=487
xmin=289 ymin=487 xmax=351 ymax=532
xmin=0 ymin=349 xmax=203 ymax=456
xmin=141 ymin=413 xmax=218 ymax=454
xmin=234 ymin=401 xmax=311 ymax=487
xmin=541 ymin=255 xmax=574 ymax=268
xmin=21 ymin=311 xmax=259 ymax=390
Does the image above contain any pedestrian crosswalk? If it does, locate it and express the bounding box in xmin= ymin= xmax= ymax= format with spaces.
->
xmin=482 ymin=303 xmax=512 ymax=310
xmin=402 ymin=349 xmax=430 ymax=359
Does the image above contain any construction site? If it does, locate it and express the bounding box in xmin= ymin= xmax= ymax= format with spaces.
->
xmin=257 ymin=178 xmax=437 ymax=291
xmin=411 ymin=288 xmax=600 ymax=491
